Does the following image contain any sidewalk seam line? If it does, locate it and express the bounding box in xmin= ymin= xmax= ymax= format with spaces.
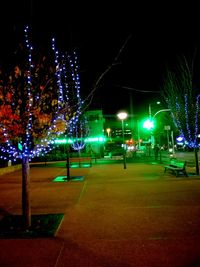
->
xmin=77 ymin=181 xmax=87 ymax=204
xmin=54 ymin=241 xmax=65 ymax=267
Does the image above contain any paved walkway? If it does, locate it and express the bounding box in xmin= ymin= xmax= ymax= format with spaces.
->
xmin=0 ymin=160 xmax=200 ymax=267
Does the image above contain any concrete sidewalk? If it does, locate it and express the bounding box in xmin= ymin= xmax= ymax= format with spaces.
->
xmin=0 ymin=161 xmax=200 ymax=267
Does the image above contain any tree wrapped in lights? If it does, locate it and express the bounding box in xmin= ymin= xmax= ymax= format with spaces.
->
xmin=0 ymin=26 xmax=83 ymax=227
xmin=162 ymin=56 xmax=200 ymax=174
xmin=69 ymin=114 xmax=89 ymax=154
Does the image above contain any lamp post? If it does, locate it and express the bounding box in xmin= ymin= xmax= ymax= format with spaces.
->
xmin=117 ymin=111 xmax=128 ymax=169
xmin=143 ymin=106 xmax=171 ymax=157
xmin=153 ymin=109 xmax=171 ymax=147
xmin=148 ymin=102 xmax=160 ymax=147
xmin=153 ymin=108 xmax=174 ymax=159
xmin=149 ymin=101 xmax=160 ymax=119
xmin=153 ymin=109 xmax=171 ymax=119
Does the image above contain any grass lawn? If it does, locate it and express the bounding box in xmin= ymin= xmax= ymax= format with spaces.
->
xmin=0 ymin=213 xmax=64 ymax=238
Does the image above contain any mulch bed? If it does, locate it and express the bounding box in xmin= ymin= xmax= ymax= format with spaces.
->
xmin=0 ymin=213 xmax=64 ymax=238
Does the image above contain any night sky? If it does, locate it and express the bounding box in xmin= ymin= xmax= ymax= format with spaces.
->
xmin=1 ymin=1 xmax=200 ymax=115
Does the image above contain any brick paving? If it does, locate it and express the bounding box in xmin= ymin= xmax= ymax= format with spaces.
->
xmin=0 ymin=160 xmax=200 ymax=267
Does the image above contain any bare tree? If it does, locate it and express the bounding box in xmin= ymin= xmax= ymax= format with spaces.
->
xmin=83 ymin=34 xmax=132 ymax=110
xmin=161 ymin=56 xmax=200 ymax=175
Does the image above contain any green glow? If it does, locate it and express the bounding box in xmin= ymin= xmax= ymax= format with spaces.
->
xmin=54 ymin=136 xmax=105 ymax=144
xmin=70 ymin=163 xmax=91 ymax=168
xmin=70 ymin=164 xmax=80 ymax=168
xmin=18 ymin=142 xmax=23 ymax=151
xmin=85 ymin=136 xmax=105 ymax=143
xmin=143 ymin=119 xmax=155 ymax=130
xmin=53 ymin=176 xmax=68 ymax=182
xmin=54 ymin=139 xmax=73 ymax=144
xmin=53 ymin=176 xmax=84 ymax=182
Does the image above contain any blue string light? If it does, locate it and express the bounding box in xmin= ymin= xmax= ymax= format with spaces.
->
xmin=0 ymin=27 xmax=85 ymax=162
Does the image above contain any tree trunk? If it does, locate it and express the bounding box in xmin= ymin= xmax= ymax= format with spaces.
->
xmin=22 ymin=156 xmax=31 ymax=228
xmin=194 ymin=148 xmax=199 ymax=175
xmin=66 ymin=145 xmax=70 ymax=180
xmin=78 ymin=149 xmax=81 ymax=167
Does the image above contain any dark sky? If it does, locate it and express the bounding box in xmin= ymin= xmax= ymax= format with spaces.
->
xmin=1 ymin=1 xmax=200 ymax=115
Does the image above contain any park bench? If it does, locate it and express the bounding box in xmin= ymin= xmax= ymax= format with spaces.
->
xmin=68 ymin=157 xmax=92 ymax=168
xmin=164 ymin=161 xmax=188 ymax=177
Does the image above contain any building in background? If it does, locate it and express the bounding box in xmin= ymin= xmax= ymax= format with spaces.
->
xmin=84 ymin=109 xmax=105 ymax=158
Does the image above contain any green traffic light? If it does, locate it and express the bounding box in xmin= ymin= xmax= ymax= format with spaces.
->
xmin=142 ymin=119 xmax=155 ymax=130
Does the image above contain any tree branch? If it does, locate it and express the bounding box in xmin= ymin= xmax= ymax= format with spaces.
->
xmin=82 ymin=34 xmax=132 ymax=110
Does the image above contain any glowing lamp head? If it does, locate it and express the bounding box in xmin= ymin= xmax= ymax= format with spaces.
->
xmin=117 ymin=112 xmax=128 ymax=120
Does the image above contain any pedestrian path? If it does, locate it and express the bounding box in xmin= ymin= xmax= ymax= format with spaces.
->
xmin=0 ymin=161 xmax=200 ymax=266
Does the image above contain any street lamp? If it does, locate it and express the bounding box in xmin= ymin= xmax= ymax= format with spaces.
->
xmin=153 ymin=109 xmax=171 ymax=149
xmin=149 ymin=101 xmax=160 ymax=119
xmin=117 ymin=111 xmax=128 ymax=169
xmin=153 ymin=108 xmax=175 ymax=159
xmin=153 ymin=109 xmax=171 ymax=119
xmin=148 ymin=101 xmax=160 ymax=147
